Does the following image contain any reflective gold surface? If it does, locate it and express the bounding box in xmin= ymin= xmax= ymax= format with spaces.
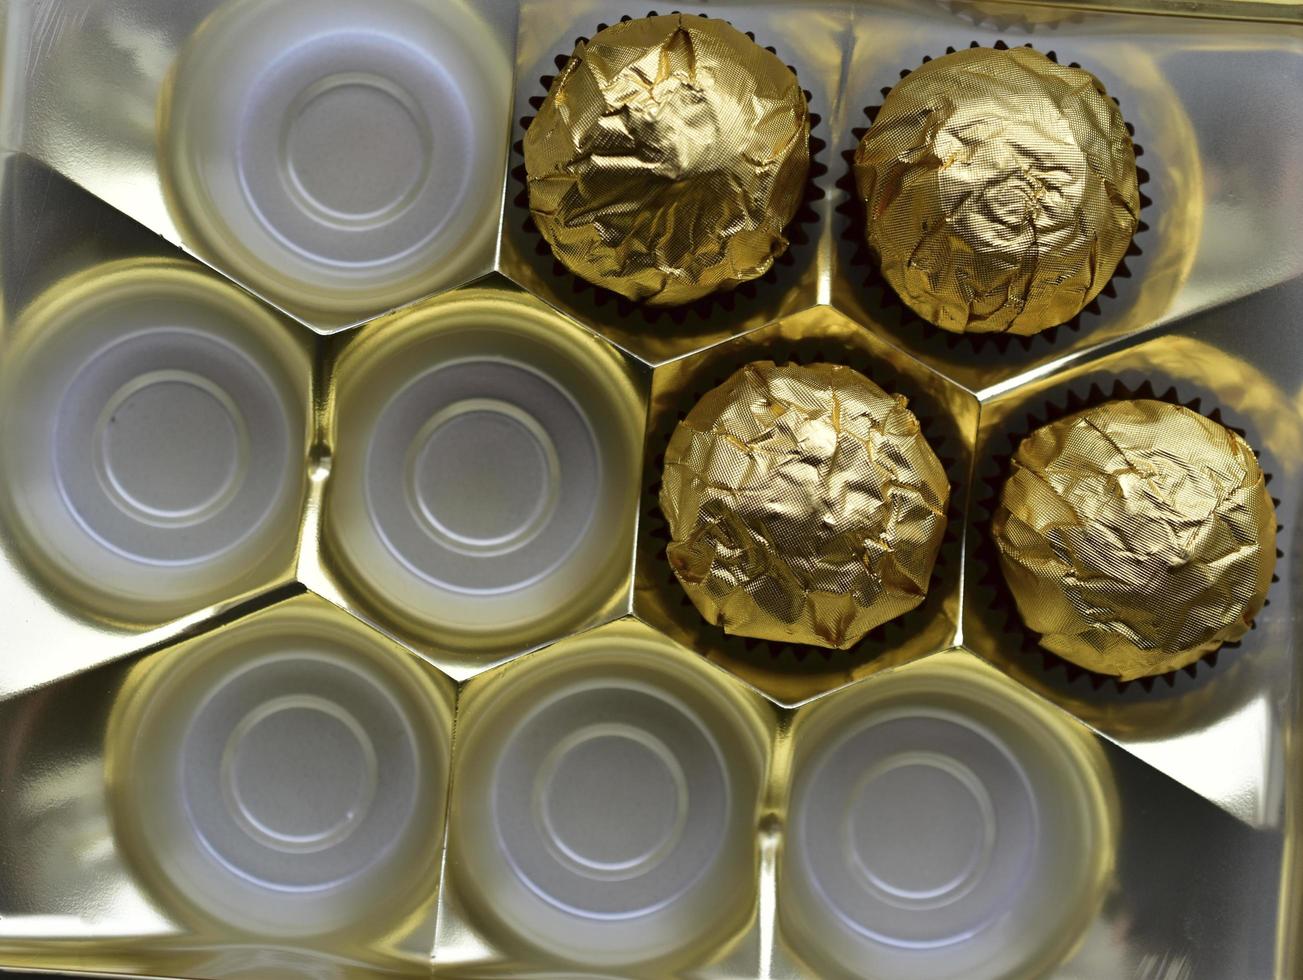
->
xmin=501 ymin=0 xmax=843 ymax=365
xmin=10 ymin=0 xmax=519 ymax=333
xmin=636 ymin=305 xmax=976 ymax=704
xmin=995 ymin=399 xmax=1276 ymax=679
xmin=1 ymin=593 xmax=454 ymax=979
xmin=854 ymin=46 xmax=1140 ymax=335
xmin=436 ymin=617 xmax=776 ymax=978
xmin=0 ymin=256 xmax=310 ymax=626
xmin=105 ymin=596 xmax=453 ymax=943
xmin=0 ymin=157 xmax=312 ymax=701
xmin=2 ymin=0 xmax=1303 ymax=978
xmin=661 ymin=361 xmax=949 ymax=649
xmin=778 ymin=651 xmax=1117 ymax=980
xmin=525 ymin=14 xmax=809 ymax=306
xmin=832 ymin=2 xmax=1206 ymax=393
xmin=313 ymin=276 xmax=648 ymax=678
xmin=965 ymin=322 xmax=1301 ymax=827
xmin=158 ymin=0 xmax=513 ymax=329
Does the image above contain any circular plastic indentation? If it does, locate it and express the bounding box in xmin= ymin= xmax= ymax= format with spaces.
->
xmin=220 ymin=695 xmax=378 ymax=854
xmin=0 ymin=259 xmax=309 ymax=623
xmin=107 ymin=600 xmax=452 ymax=937
xmin=94 ymin=369 xmax=249 ymax=526
xmin=162 ymin=0 xmax=510 ymax=322
xmin=538 ymin=724 xmax=688 ymax=878
xmin=448 ymin=622 xmax=766 ymax=969
xmin=282 ymin=72 xmax=430 ymax=224
xmin=366 ymin=360 xmax=596 ymax=592
xmin=847 ymin=752 xmax=995 ymax=907
xmin=802 ymin=712 xmax=1035 ymax=948
xmin=407 ymin=398 xmax=560 ymax=554
xmin=325 ymin=289 xmax=645 ymax=660
xmin=781 ymin=655 xmax=1114 ymax=980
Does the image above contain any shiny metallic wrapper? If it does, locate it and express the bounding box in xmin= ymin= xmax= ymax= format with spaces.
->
xmin=523 ymin=14 xmax=810 ymax=306
xmin=853 ymin=47 xmax=1141 ymax=336
xmin=993 ymin=399 xmax=1277 ymax=679
xmin=660 ymin=362 xmax=949 ymax=649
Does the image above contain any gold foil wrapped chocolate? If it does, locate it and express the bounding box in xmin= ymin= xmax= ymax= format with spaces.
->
xmin=853 ymin=47 xmax=1140 ymax=335
xmin=660 ymin=362 xmax=949 ymax=648
xmin=524 ymin=15 xmax=810 ymax=306
xmin=993 ymin=399 xmax=1277 ymax=679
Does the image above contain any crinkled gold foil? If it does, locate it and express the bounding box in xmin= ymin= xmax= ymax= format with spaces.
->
xmin=993 ymin=399 xmax=1277 ymax=679
xmin=853 ymin=47 xmax=1140 ymax=335
xmin=524 ymin=15 xmax=809 ymax=306
xmin=660 ymin=362 xmax=949 ymax=649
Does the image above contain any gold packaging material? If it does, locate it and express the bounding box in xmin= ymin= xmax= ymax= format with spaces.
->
xmin=523 ymin=14 xmax=810 ymax=306
xmin=853 ymin=46 xmax=1141 ymax=336
xmin=993 ymin=399 xmax=1277 ymax=679
xmin=660 ymin=361 xmax=950 ymax=649
xmin=10 ymin=2 xmax=1303 ymax=975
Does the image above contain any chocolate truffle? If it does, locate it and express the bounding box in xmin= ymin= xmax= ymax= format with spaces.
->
xmin=524 ymin=15 xmax=809 ymax=306
xmin=660 ymin=362 xmax=949 ymax=648
xmin=854 ymin=47 xmax=1140 ymax=335
xmin=993 ymin=399 xmax=1276 ymax=678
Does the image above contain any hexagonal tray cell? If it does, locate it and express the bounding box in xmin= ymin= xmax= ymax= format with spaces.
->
xmin=964 ymin=300 xmax=1302 ymax=827
xmin=0 ymin=154 xmax=313 ymax=700
xmin=500 ymin=0 xmax=842 ymax=366
xmin=777 ymin=652 xmax=1116 ymax=980
xmin=0 ymin=593 xmax=456 ymax=978
xmin=636 ymin=305 xmax=979 ymax=704
xmin=11 ymin=0 xmax=517 ymax=331
xmin=773 ymin=650 xmax=1284 ymax=980
xmin=313 ymin=275 xmax=648 ymax=677
xmin=436 ymin=617 xmax=775 ymax=977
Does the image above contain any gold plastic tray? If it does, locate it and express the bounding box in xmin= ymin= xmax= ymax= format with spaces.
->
xmin=1 ymin=0 xmax=1301 ymax=978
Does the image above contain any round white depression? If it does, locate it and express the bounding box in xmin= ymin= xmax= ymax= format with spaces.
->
xmin=782 ymin=658 xmax=1113 ymax=980
xmin=493 ymin=688 xmax=721 ymax=919
xmin=404 ymin=397 xmax=561 ymax=556
xmin=325 ymin=294 xmax=644 ymax=657
xmin=162 ymin=0 xmax=510 ymax=322
xmin=111 ymin=603 xmax=451 ymax=936
xmin=365 ymin=360 xmax=597 ymax=593
xmin=0 ymin=260 xmax=308 ymax=623
xmin=449 ymin=631 xmax=764 ymax=969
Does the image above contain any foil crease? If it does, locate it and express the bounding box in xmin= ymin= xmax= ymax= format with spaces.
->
xmin=993 ymin=399 xmax=1277 ymax=679
xmin=524 ymin=14 xmax=810 ymax=306
xmin=660 ymin=362 xmax=949 ymax=649
xmin=853 ymin=46 xmax=1140 ymax=336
